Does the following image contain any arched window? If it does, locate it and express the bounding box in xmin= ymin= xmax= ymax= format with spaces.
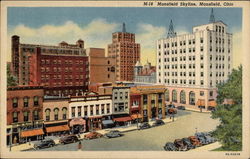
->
xmin=180 ymin=91 xmax=186 ymax=104
xmin=33 ymin=110 xmax=39 ymax=120
xmin=23 ymin=97 xmax=29 ymax=107
xmin=34 ymin=96 xmax=39 ymax=106
xmin=172 ymin=90 xmax=177 ymax=102
xmin=45 ymin=109 xmax=51 ymax=121
xmin=62 ymin=107 xmax=67 ymax=120
xmin=54 ymin=108 xmax=59 ymax=120
xmin=23 ymin=111 xmax=29 ymax=122
xmin=189 ymin=91 xmax=195 ymax=105
xmin=165 ymin=89 xmax=169 ymax=101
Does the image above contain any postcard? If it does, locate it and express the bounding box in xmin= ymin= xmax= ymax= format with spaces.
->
xmin=0 ymin=1 xmax=249 ymax=159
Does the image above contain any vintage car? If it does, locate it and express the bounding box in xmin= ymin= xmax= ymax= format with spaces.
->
xmin=195 ymin=132 xmax=216 ymax=144
xmin=174 ymin=139 xmax=188 ymax=151
xmin=84 ymin=131 xmax=103 ymax=140
xmin=33 ymin=139 xmax=55 ymax=150
xmin=152 ymin=119 xmax=165 ymax=127
xmin=163 ymin=142 xmax=178 ymax=151
xmin=188 ymin=136 xmax=202 ymax=147
xmin=138 ymin=122 xmax=151 ymax=130
xmin=59 ymin=135 xmax=79 ymax=144
xmin=104 ymin=130 xmax=123 ymax=138
xmin=181 ymin=138 xmax=195 ymax=150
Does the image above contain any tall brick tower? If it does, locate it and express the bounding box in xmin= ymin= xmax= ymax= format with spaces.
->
xmin=107 ymin=23 xmax=140 ymax=81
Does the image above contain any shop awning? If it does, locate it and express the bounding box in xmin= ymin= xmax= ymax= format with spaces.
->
xmin=45 ymin=125 xmax=70 ymax=133
xmin=102 ymin=120 xmax=114 ymax=125
xmin=113 ymin=116 xmax=132 ymax=122
xmin=69 ymin=118 xmax=86 ymax=127
xmin=208 ymin=100 xmax=217 ymax=107
xmin=197 ymin=99 xmax=205 ymax=106
xmin=21 ymin=129 xmax=44 ymax=138
xmin=130 ymin=114 xmax=143 ymax=120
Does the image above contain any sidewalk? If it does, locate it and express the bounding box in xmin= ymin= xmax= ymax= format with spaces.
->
xmin=11 ymin=116 xmax=178 ymax=151
xmin=189 ymin=142 xmax=221 ymax=151
xmin=185 ymin=107 xmax=211 ymax=113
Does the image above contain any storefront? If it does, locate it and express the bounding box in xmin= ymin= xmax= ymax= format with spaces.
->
xmin=197 ymin=99 xmax=206 ymax=112
xmin=113 ymin=116 xmax=132 ymax=126
xmin=69 ymin=118 xmax=86 ymax=134
xmin=20 ymin=129 xmax=44 ymax=143
xmin=88 ymin=116 xmax=103 ymax=131
xmin=44 ymin=120 xmax=70 ymax=136
xmin=130 ymin=113 xmax=143 ymax=124
xmin=208 ymin=100 xmax=217 ymax=111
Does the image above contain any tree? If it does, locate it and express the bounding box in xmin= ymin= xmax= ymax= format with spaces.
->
xmin=7 ymin=63 xmax=18 ymax=87
xmin=211 ymin=65 xmax=242 ymax=151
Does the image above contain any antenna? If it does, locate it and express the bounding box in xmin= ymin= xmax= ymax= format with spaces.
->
xmin=122 ymin=22 xmax=126 ymax=32
xmin=167 ymin=20 xmax=177 ymax=38
xmin=209 ymin=8 xmax=215 ymax=23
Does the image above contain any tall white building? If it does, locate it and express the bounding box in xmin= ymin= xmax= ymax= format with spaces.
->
xmin=156 ymin=9 xmax=233 ymax=111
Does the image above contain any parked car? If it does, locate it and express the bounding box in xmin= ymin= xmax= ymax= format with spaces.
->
xmin=163 ymin=142 xmax=178 ymax=151
xmin=59 ymin=135 xmax=79 ymax=144
xmin=33 ymin=139 xmax=55 ymax=150
xmin=152 ymin=119 xmax=165 ymax=127
xmin=195 ymin=132 xmax=216 ymax=144
xmin=174 ymin=139 xmax=188 ymax=151
xmin=84 ymin=131 xmax=103 ymax=140
xmin=188 ymin=136 xmax=202 ymax=147
xmin=181 ymin=138 xmax=195 ymax=150
xmin=104 ymin=130 xmax=123 ymax=138
xmin=177 ymin=106 xmax=186 ymax=110
xmin=138 ymin=122 xmax=151 ymax=130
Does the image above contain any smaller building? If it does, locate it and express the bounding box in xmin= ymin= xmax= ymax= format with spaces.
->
xmin=7 ymin=86 xmax=44 ymax=144
xmin=69 ymin=93 xmax=113 ymax=131
xmin=134 ymin=61 xmax=156 ymax=83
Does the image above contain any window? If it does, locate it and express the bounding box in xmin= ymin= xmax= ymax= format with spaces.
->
xmin=165 ymin=89 xmax=169 ymax=101
xmin=90 ymin=105 xmax=94 ymax=115
xmin=180 ymin=91 xmax=186 ymax=104
xmin=34 ymin=96 xmax=39 ymax=106
xmin=23 ymin=97 xmax=28 ymax=107
xmin=200 ymin=91 xmax=204 ymax=96
xmin=96 ymin=105 xmax=99 ymax=115
xmin=107 ymin=104 xmax=110 ymax=114
xmin=172 ymin=90 xmax=177 ymax=102
xmin=13 ymin=98 xmax=18 ymax=108
xmin=54 ymin=108 xmax=59 ymax=120
xmin=189 ymin=92 xmax=195 ymax=105
xmin=210 ymin=91 xmax=213 ymax=97
xmin=45 ymin=109 xmax=51 ymax=121
xmin=33 ymin=110 xmax=39 ymax=120
xmin=13 ymin=112 xmax=18 ymax=123
xmin=101 ymin=104 xmax=105 ymax=114
xmin=201 ymin=72 xmax=204 ymax=77
xmin=201 ymin=80 xmax=204 ymax=85
xmin=78 ymin=107 xmax=81 ymax=117
xmin=200 ymin=38 xmax=204 ymax=43
xmin=23 ymin=111 xmax=29 ymax=122
xmin=62 ymin=108 xmax=67 ymax=119
xmin=71 ymin=107 xmax=75 ymax=118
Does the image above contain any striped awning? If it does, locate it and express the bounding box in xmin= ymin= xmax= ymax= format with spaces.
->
xmin=113 ymin=116 xmax=132 ymax=122
xmin=45 ymin=125 xmax=70 ymax=133
xmin=21 ymin=129 xmax=44 ymax=138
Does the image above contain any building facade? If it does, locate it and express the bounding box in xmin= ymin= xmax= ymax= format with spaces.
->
xmin=112 ymin=86 xmax=130 ymax=115
xmin=7 ymin=86 xmax=44 ymax=144
xmin=107 ymin=23 xmax=140 ymax=81
xmin=134 ymin=61 xmax=156 ymax=83
xmin=69 ymin=93 xmax=113 ymax=131
xmin=11 ymin=36 xmax=89 ymax=96
xmin=86 ymin=48 xmax=116 ymax=84
xmin=130 ymin=85 xmax=166 ymax=122
xmin=156 ymin=11 xmax=232 ymax=111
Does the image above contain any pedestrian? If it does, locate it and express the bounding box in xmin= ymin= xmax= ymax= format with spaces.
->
xmin=78 ymin=141 xmax=82 ymax=151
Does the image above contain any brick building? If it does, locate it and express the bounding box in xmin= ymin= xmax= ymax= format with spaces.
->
xmin=86 ymin=48 xmax=116 ymax=84
xmin=134 ymin=61 xmax=156 ymax=83
xmin=11 ymin=35 xmax=89 ymax=96
xmin=107 ymin=23 xmax=140 ymax=81
xmin=7 ymin=86 xmax=44 ymax=144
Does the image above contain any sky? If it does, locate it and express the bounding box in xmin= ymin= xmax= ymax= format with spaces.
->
xmin=7 ymin=7 xmax=242 ymax=68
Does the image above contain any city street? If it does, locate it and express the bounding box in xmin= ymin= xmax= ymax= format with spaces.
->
xmin=31 ymin=110 xmax=219 ymax=151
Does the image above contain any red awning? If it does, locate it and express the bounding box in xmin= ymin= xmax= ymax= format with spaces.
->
xmin=45 ymin=125 xmax=70 ymax=133
xmin=208 ymin=100 xmax=217 ymax=107
xmin=197 ymin=99 xmax=205 ymax=106
xmin=69 ymin=118 xmax=86 ymax=127
xmin=21 ymin=129 xmax=44 ymax=138
xmin=113 ymin=116 xmax=132 ymax=122
xmin=130 ymin=114 xmax=143 ymax=120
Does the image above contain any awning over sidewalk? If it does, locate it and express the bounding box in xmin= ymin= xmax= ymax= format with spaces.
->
xmin=208 ymin=100 xmax=217 ymax=107
xmin=69 ymin=118 xmax=86 ymax=127
xmin=102 ymin=120 xmax=114 ymax=125
xmin=130 ymin=114 xmax=143 ymax=120
xmin=45 ymin=125 xmax=70 ymax=133
xmin=113 ymin=116 xmax=132 ymax=122
xmin=21 ymin=129 xmax=44 ymax=138
xmin=197 ymin=99 xmax=205 ymax=106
